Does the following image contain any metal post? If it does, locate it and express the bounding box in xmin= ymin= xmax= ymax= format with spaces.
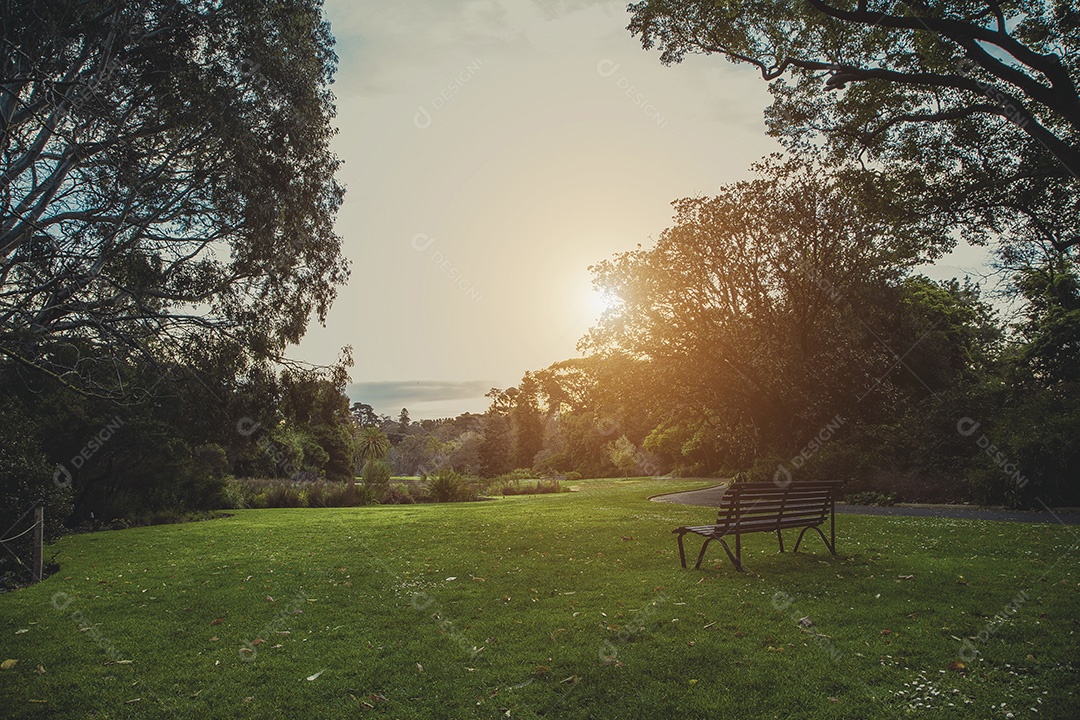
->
xmin=32 ymin=506 xmax=43 ymax=583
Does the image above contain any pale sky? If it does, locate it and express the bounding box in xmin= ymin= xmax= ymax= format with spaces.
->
xmin=295 ymin=0 xmax=993 ymax=419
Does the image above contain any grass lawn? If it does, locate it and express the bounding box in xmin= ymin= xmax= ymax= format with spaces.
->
xmin=1 ymin=478 xmax=1077 ymax=719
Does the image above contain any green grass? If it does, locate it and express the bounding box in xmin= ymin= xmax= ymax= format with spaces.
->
xmin=1 ymin=478 xmax=1077 ymax=719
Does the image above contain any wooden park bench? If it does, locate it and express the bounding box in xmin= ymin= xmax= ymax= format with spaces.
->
xmin=674 ymin=481 xmax=841 ymax=572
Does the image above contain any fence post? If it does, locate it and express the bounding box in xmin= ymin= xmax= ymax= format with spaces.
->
xmin=32 ymin=506 xmax=43 ymax=583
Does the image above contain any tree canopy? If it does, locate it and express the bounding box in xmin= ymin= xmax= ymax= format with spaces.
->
xmin=1 ymin=0 xmax=347 ymax=398
xmin=627 ymin=0 xmax=1080 ymax=252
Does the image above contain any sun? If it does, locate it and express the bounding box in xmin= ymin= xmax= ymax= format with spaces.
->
xmin=589 ymin=288 xmax=620 ymax=320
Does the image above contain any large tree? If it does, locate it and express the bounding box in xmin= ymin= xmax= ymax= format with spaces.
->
xmin=627 ymin=0 xmax=1080 ymax=252
xmin=582 ymin=158 xmax=954 ymax=455
xmin=0 ymin=0 xmax=347 ymax=398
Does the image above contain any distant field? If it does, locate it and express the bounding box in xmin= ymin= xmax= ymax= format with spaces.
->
xmin=1 ymin=478 xmax=1077 ymax=719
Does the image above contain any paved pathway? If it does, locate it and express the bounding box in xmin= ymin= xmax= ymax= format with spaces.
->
xmin=650 ymin=484 xmax=1080 ymax=526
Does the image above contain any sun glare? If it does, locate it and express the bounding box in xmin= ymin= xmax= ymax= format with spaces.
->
xmin=589 ymin=289 xmax=620 ymax=320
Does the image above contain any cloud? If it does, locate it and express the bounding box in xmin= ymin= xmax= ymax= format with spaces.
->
xmin=348 ymin=380 xmax=499 ymax=417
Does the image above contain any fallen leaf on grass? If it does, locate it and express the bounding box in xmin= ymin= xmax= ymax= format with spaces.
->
xmin=880 ymin=629 xmax=893 ymax=636
xmin=897 ymin=575 xmax=915 ymax=581
xmin=306 ymin=669 xmax=326 ymax=681
xmin=416 ymin=663 xmax=423 ymax=673
xmin=35 ymin=665 xmax=46 ymax=675
xmin=15 ymin=629 xmax=28 ymax=635
xmin=209 ymin=636 xmax=219 ymax=642
xmin=251 ymin=638 xmax=265 ymax=646
xmin=948 ymin=661 xmax=966 ymax=671
xmin=124 ymin=698 xmax=141 ymax=704
xmin=1 ymin=660 xmax=17 ymax=670
xmin=209 ymin=618 xmax=224 ymax=626
xmin=798 ymin=616 xmax=813 ymax=628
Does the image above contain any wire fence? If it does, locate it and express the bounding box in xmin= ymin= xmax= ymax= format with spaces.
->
xmin=0 ymin=504 xmax=44 ymax=584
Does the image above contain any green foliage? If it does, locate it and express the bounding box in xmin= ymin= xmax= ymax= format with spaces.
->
xmin=497 ymin=479 xmax=567 ymax=496
xmin=224 ymin=478 xmax=374 ymax=509
xmin=1 ymin=0 xmax=348 ymax=398
xmin=607 ymin=435 xmax=638 ymax=478
xmin=424 ymin=470 xmax=468 ymax=503
xmin=844 ymin=491 xmax=897 ymax=507
xmin=628 ymin=0 xmax=1080 ymax=255
xmin=362 ymin=459 xmax=393 ymax=500
xmin=357 ymin=427 xmax=391 ymax=464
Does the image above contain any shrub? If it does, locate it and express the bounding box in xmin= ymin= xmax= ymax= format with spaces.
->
xmin=303 ymin=480 xmax=329 ymax=508
xmin=328 ymin=481 xmax=373 ymax=507
xmin=379 ymin=486 xmax=415 ymax=505
xmin=496 ymin=478 xmax=567 ymax=496
xmin=425 ymin=470 xmax=464 ymax=503
xmin=264 ymin=484 xmax=302 ymax=508
xmin=844 ymin=490 xmax=896 ymax=507
xmin=565 ymin=471 xmax=583 ymax=482
xmin=363 ymin=460 xmax=392 ymax=494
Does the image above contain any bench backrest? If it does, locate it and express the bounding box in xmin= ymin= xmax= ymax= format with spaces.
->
xmin=716 ymin=481 xmax=841 ymax=527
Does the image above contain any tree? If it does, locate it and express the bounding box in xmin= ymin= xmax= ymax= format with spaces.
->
xmin=350 ymin=402 xmax=381 ymax=427
xmin=356 ymin=427 xmax=390 ymax=465
xmin=626 ymin=0 xmax=1080 ymax=253
xmin=583 ymin=158 xmax=936 ymax=455
xmin=509 ymin=375 xmax=544 ymax=469
xmin=398 ymin=408 xmax=411 ymax=435
xmin=607 ymin=435 xmax=638 ymax=478
xmin=478 ymin=409 xmax=513 ymax=477
xmin=1012 ymin=259 xmax=1080 ymax=385
xmin=0 ymin=0 xmax=347 ymax=398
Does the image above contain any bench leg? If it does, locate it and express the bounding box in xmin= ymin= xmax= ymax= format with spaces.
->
xmin=776 ymin=529 xmax=785 ymax=553
xmin=794 ymin=525 xmax=836 ymax=556
xmin=694 ymin=538 xmax=712 ymax=569
xmin=716 ymin=538 xmax=743 ymax=572
xmin=678 ymin=534 xmax=745 ymax=572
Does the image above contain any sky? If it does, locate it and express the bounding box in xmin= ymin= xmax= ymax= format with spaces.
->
xmin=296 ymin=0 xmax=993 ymax=420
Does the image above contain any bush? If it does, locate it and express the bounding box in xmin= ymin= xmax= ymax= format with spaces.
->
xmin=565 ymin=471 xmax=583 ymax=481
xmin=363 ymin=460 xmax=392 ymax=494
xmin=496 ymin=478 xmax=567 ymax=496
xmin=264 ymin=484 xmax=302 ymax=508
xmin=425 ymin=470 xmax=465 ymax=503
xmin=671 ymin=463 xmax=707 ymax=478
xmin=844 ymin=490 xmax=896 ymax=507
xmin=379 ymin=486 xmax=415 ymax=505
